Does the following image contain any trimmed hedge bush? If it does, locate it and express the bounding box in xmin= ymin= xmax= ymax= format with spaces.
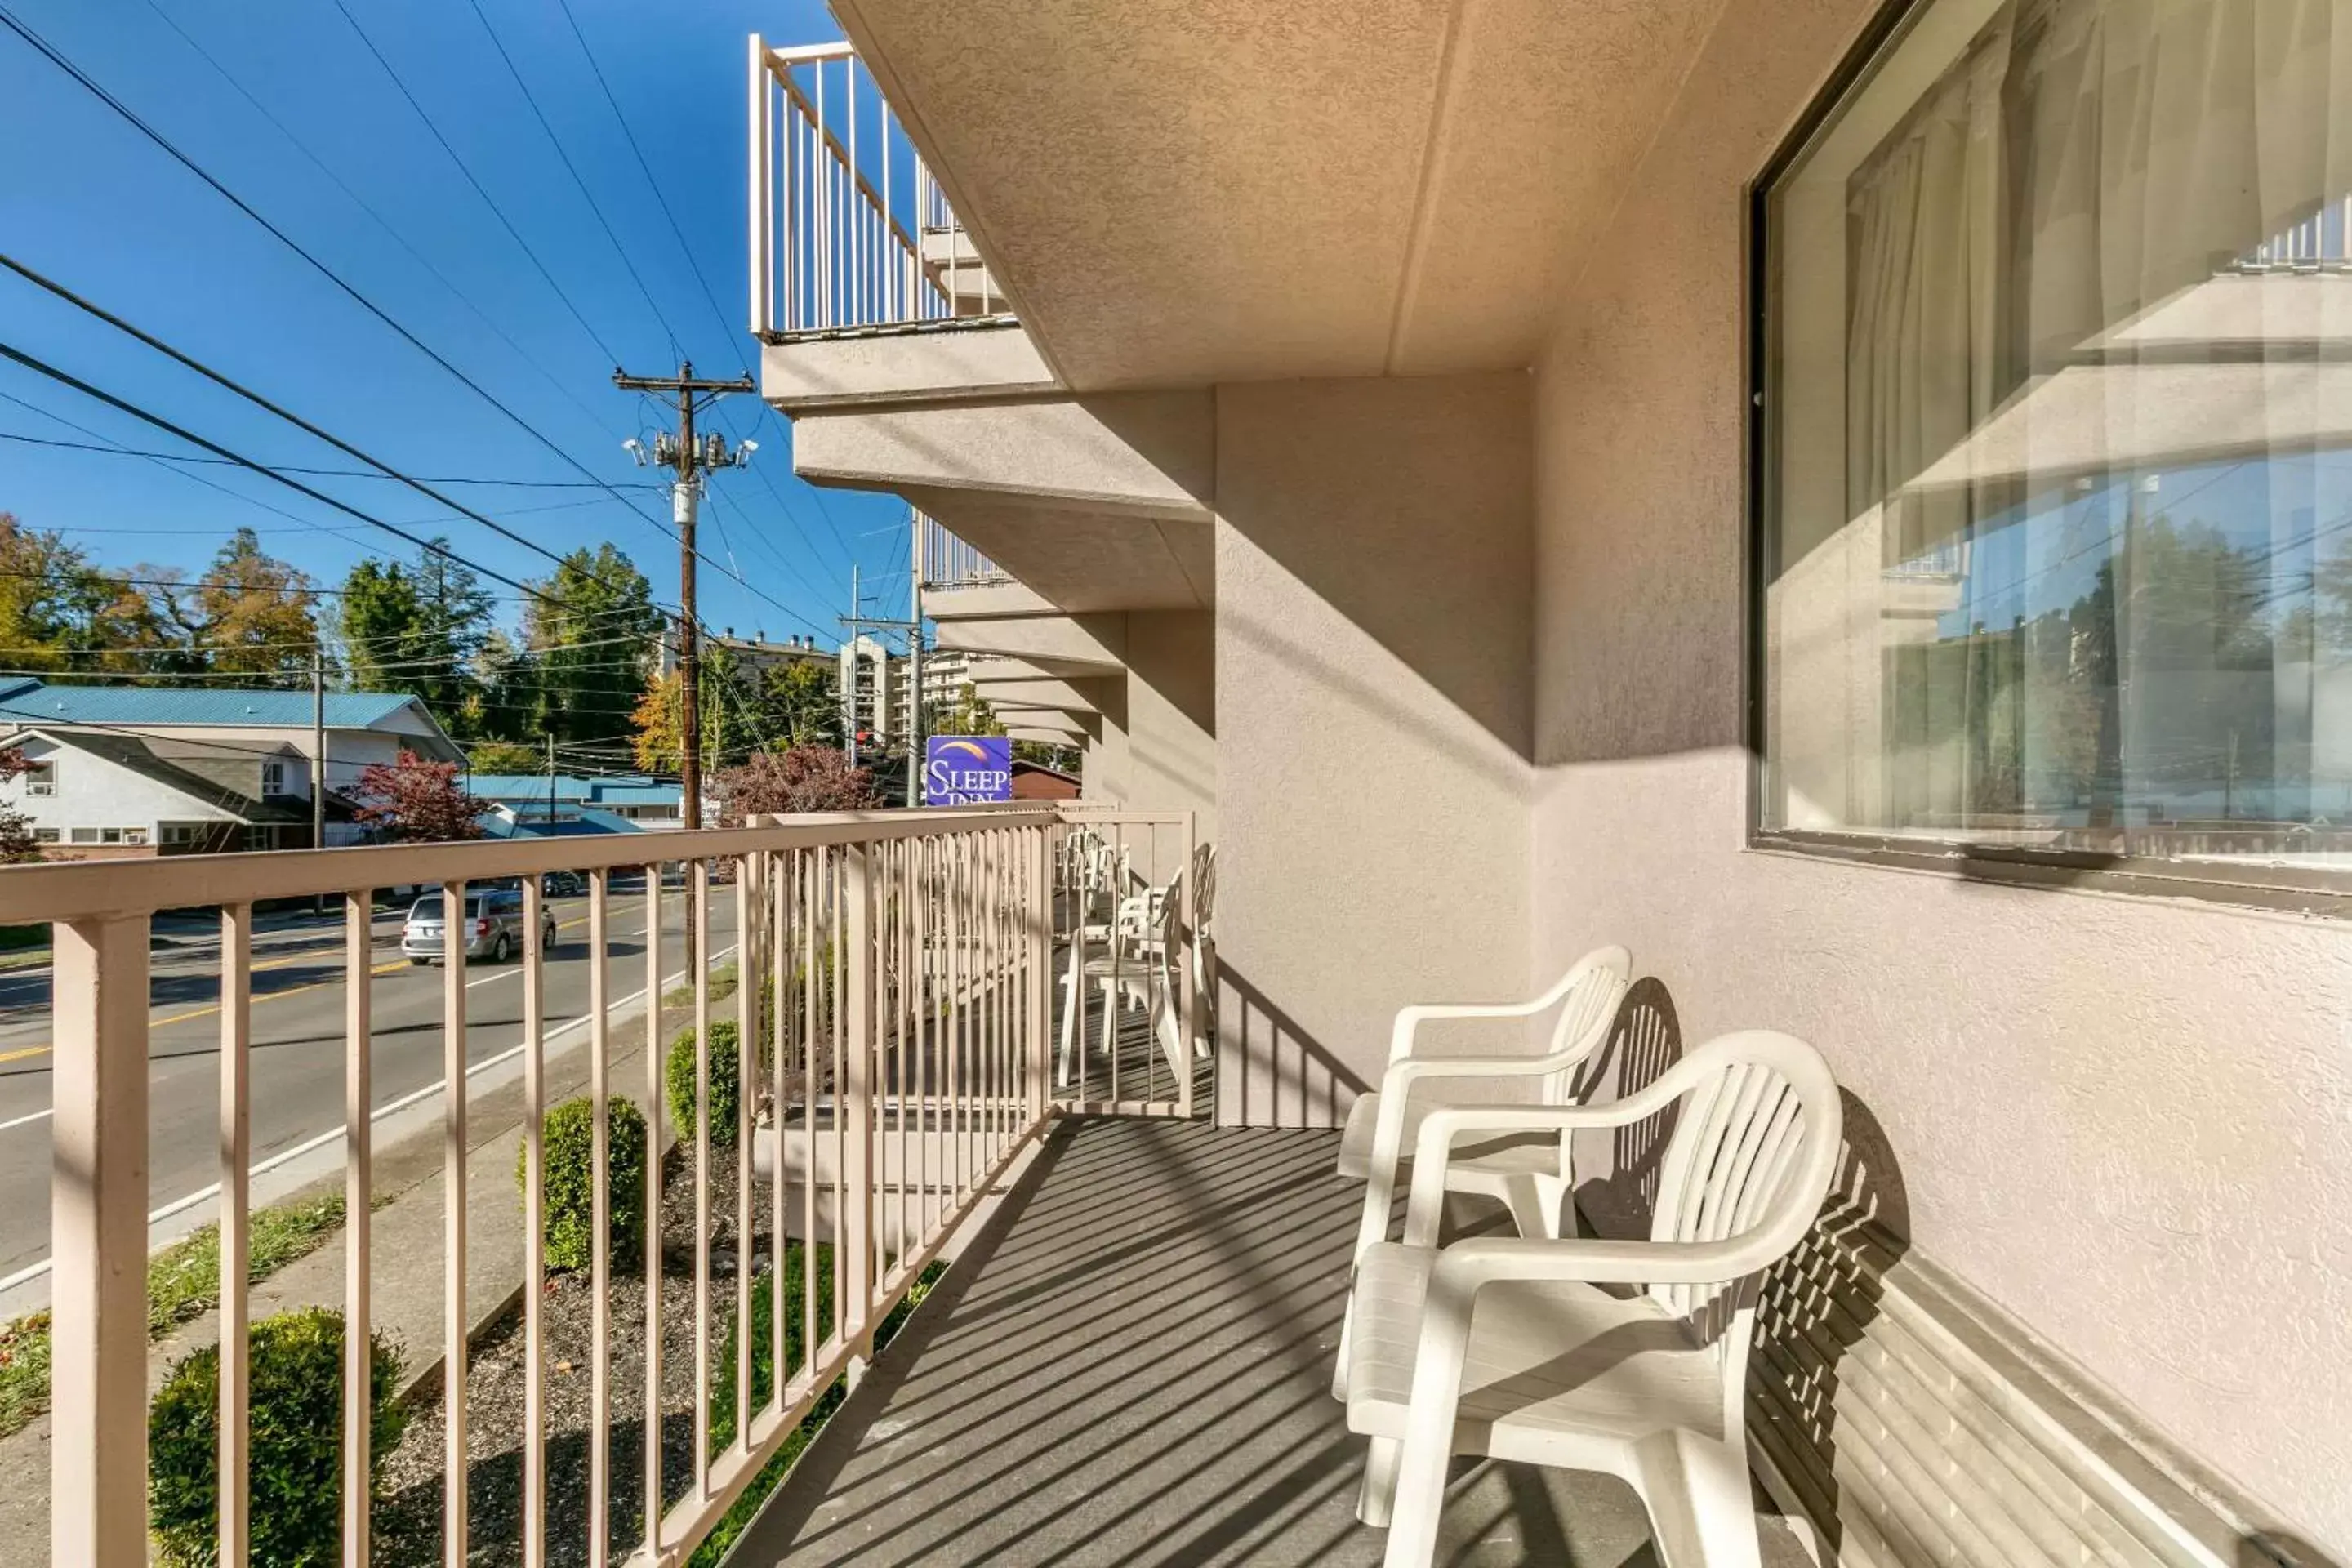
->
xmin=665 ymin=1017 xmax=743 ymax=1149
xmin=524 ymin=1095 xmax=650 ymax=1272
xmin=149 ymin=1307 xmax=406 ymax=1568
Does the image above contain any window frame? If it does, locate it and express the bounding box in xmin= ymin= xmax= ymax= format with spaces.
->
xmin=1740 ymin=0 xmax=2352 ymax=920
xmin=23 ymin=761 xmax=55 ymax=796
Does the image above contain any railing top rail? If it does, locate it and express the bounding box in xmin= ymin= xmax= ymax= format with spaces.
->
xmin=0 ymin=804 xmax=1064 ymax=925
xmin=765 ymin=39 xmax=858 ymax=66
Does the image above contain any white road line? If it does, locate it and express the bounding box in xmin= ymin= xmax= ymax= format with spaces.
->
xmin=0 ymin=942 xmax=736 ymax=1296
xmin=0 ymin=1108 xmax=49 ymax=1133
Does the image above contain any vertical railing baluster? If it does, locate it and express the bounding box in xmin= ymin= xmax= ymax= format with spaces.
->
xmin=51 ymin=912 xmax=150 ymax=1568
xmin=344 ymin=890 xmax=373 ymax=1568
xmin=844 ymin=837 xmax=874 ymax=1369
xmin=442 ymin=878 xmax=469 ymax=1568
xmin=734 ymin=854 xmax=755 ymax=1453
xmin=770 ymin=849 xmax=791 ymax=1398
xmin=801 ymin=850 xmax=818 ymax=1369
xmin=830 ymin=845 xmax=845 ymax=1339
xmin=950 ymin=837 xmax=967 ymax=1197
xmin=691 ymin=859 xmax=711 ymax=1493
xmin=521 ymin=876 xmax=546 ymax=1568
xmin=1181 ymin=813 xmax=1199 ymax=1120
xmin=219 ymin=903 xmax=252 ymax=1568
xmin=641 ymin=864 xmax=663 ymax=1563
xmin=748 ymin=37 xmax=772 ymax=335
xmin=587 ymin=871 xmax=611 ymax=1568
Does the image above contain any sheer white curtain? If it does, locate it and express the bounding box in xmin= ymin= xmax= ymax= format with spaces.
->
xmin=1838 ymin=0 xmax=2352 ymax=839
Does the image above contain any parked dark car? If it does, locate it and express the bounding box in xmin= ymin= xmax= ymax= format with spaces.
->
xmin=540 ymin=870 xmax=586 ymax=898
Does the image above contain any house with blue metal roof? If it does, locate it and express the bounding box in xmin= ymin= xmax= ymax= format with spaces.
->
xmin=0 ymin=679 xmax=463 ymax=856
xmin=466 ymin=773 xmax=683 ymax=828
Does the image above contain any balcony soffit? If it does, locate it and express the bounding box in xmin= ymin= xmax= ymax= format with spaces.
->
xmin=833 ymin=0 xmax=1724 ymax=390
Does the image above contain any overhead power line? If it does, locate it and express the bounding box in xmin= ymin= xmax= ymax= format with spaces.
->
xmin=131 ymin=0 xmax=644 ymax=451
xmin=460 ymin=0 xmax=679 ymax=358
xmin=0 ymin=252 xmax=644 ymax=590
xmin=0 ymin=2 xmax=673 ymax=539
xmin=0 ymin=426 xmax=662 ymax=489
xmin=0 ymin=336 xmax=582 ymax=613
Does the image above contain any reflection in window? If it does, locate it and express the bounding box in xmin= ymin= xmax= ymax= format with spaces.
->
xmin=1760 ymin=0 xmax=2352 ymax=870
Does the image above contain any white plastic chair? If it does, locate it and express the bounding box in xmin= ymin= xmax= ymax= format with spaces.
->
xmin=1338 ymin=947 xmax=1632 ymax=1259
xmin=1343 ymin=1030 xmax=1843 ymax=1568
xmin=1058 ymin=854 xmax=1189 ymax=1088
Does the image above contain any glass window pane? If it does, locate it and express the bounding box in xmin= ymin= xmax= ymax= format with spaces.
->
xmin=1761 ymin=0 xmax=2352 ymax=873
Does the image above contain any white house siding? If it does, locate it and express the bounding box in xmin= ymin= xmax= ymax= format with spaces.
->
xmin=0 ymin=736 xmax=247 ymax=845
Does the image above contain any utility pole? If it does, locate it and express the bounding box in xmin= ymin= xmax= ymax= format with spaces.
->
xmin=612 ymin=359 xmax=755 ymax=831
xmin=906 ymin=514 xmax=924 ymax=808
xmin=546 ymin=732 xmax=557 ymax=826
xmin=840 ymin=557 xmax=928 ymax=808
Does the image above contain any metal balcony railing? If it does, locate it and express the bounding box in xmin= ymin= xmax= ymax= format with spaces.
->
xmin=916 ymin=510 xmax=1012 ymax=592
xmin=20 ymin=803 xmax=1199 ymax=1566
xmin=2234 ymin=194 xmax=2352 ymax=270
xmin=748 ymin=38 xmax=1013 ymax=337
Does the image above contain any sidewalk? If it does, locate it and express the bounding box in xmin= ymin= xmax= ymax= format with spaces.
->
xmin=0 ymin=1011 xmax=671 ymax=1564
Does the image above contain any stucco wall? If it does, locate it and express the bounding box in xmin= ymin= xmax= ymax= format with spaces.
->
xmin=1214 ymin=372 xmax=1535 ymax=1126
xmin=1527 ymin=0 xmax=2352 ymax=1547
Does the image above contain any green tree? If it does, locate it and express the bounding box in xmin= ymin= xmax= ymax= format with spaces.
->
xmin=929 ymin=681 xmax=1004 ymax=738
xmin=525 ymin=545 xmax=660 ymax=745
xmin=466 ymin=740 xmax=541 ymax=774
xmin=332 ymin=542 xmax=494 ymax=732
xmin=755 ymin=657 xmax=843 ymax=749
xmin=471 ymin=629 xmax=541 ymax=741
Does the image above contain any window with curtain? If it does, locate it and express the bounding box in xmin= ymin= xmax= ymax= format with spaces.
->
xmin=1758 ymin=0 xmax=2352 ymax=878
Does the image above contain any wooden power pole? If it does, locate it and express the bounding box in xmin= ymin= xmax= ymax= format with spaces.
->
xmin=611 ymin=360 xmax=754 ymax=829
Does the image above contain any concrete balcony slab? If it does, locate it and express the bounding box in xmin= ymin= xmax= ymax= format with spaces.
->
xmin=759 ymin=320 xmax=1055 ymax=412
xmin=933 ymin=614 xmax=1126 ymax=671
xmin=792 ymin=390 xmax=1213 ymax=521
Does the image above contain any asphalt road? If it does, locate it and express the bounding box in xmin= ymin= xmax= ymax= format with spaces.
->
xmin=0 ymin=887 xmax=742 ymax=1281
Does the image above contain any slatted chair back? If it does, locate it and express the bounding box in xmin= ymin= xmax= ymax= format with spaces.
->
xmin=1643 ymin=1032 xmax=1842 ymax=1341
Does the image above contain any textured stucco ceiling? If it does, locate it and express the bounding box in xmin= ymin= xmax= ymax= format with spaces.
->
xmin=835 ymin=0 xmax=1724 ymax=390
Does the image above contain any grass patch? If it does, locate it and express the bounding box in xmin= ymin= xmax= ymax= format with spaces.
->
xmin=689 ymin=1253 xmax=943 ymax=1567
xmin=0 ymin=1188 xmax=350 ymax=1441
xmin=662 ymin=958 xmax=739 ymax=1013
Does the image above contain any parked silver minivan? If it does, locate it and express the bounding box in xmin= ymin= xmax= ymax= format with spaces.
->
xmin=402 ymin=888 xmax=558 ymax=965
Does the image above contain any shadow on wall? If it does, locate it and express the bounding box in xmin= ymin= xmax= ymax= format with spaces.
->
xmin=2245 ymin=1536 xmax=2349 ymax=1568
xmin=1214 ymin=375 xmax=1535 ymax=763
xmin=1214 ymin=962 xmax=1370 ymax=1129
xmin=1570 ymin=978 xmax=1913 ymax=1559
xmin=1220 ymin=611 xmax=1531 ymax=802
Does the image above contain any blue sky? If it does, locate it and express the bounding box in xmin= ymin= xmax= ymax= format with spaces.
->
xmin=0 ymin=0 xmax=911 ymax=648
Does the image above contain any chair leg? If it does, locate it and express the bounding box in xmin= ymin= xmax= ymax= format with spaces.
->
xmin=1631 ymin=1431 xmax=1762 ymax=1568
xmin=1356 ymin=1435 xmax=1403 ymax=1526
xmin=1382 ymin=1426 xmax=1454 ymax=1568
xmin=1057 ymin=941 xmax=1082 ymax=1087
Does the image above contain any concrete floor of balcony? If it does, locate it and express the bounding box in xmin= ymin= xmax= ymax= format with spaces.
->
xmin=721 ymin=1118 xmax=1813 ymax=1567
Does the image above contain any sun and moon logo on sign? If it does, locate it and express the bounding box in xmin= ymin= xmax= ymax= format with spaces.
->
xmin=924 ymin=735 xmax=1014 ymax=804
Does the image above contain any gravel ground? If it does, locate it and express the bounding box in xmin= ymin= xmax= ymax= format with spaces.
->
xmin=372 ymin=1144 xmax=826 ymax=1566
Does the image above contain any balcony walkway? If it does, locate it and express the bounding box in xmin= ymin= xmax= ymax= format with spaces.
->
xmin=723 ymin=1119 xmax=1811 ymax=1567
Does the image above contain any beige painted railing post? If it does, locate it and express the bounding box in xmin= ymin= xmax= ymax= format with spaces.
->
xmin=1030 ymin=826 xmax=1053 ymax=1121
xmin=1180 ymin=812 xmax=1198 ymax=1120
xmin=51 ymin=913 xmax=150 ymax=1568
xmin=843 ymin=840 xmax=875 ymax=1379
